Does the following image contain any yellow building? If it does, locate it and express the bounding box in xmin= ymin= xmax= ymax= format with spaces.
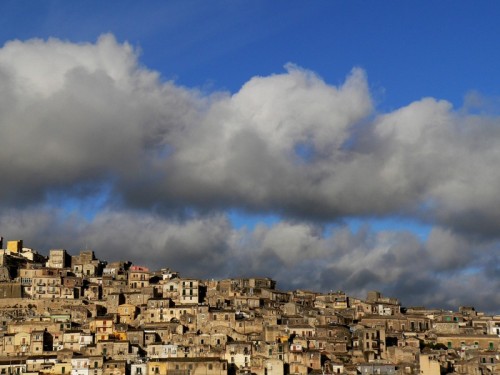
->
xmin=7 ymin=240 xmax=22 ymax=253
xmin=91 ymin=316 xmax=115 ymax=342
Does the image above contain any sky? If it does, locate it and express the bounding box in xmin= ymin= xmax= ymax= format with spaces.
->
xmin=1 ymin=1 xmax=500 ymax=312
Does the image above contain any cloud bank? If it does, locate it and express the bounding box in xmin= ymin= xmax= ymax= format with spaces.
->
xmin=1 ymin=35 xmax=500 ymax=311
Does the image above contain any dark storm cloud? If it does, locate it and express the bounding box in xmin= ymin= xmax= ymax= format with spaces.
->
xmin=0 ymin=207 xmax=233 ymax=279
xmin=2 ymin=208 xmax=498 ymax=311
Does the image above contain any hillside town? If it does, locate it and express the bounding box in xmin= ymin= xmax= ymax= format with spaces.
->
xmin=0 ymin=238 xmax=497 ymax=375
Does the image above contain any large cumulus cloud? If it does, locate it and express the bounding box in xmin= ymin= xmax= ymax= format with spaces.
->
xmin=3 ymin=34 xmax=500 ymax=235
xmin=2 ymin=34 xmax=500 ymax=311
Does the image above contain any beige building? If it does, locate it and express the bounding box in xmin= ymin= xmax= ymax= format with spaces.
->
xmin=437 ymin=334 xmax=500 ymax=351
xmin=148 ymin=358 xmax=228 ymax=375
xmin=20 ymin=266 xmax=52 ymax=297
xmin=419 ymin=353 xmax=440 ymax=375
xmin=179 ymin=278 xmax=201 ymax=304
xmin=225 ymin=341 xmax=252 ymax=370
xmin=32 ymin=274 xmax=62 ymax=299
xmin=46 ymin=249 xmax=70 ymax=269
xmin=103 ymin=360 xmax=127 ymax=375
xmin=73 ymin=257 xmax=102 ymax=278
xmin=117 ymin=303 xmax=138 ymax=324
xmin=0 ymin=282 xmax=22 ymax=298
xmin=128 ymin=267 xmax=151 ymax=290
xmin=357 ymin=327 xmax=387 ymax=361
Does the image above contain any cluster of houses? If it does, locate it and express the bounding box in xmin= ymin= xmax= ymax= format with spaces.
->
xmin=0 ymin=238 xmax=498 ymax=375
